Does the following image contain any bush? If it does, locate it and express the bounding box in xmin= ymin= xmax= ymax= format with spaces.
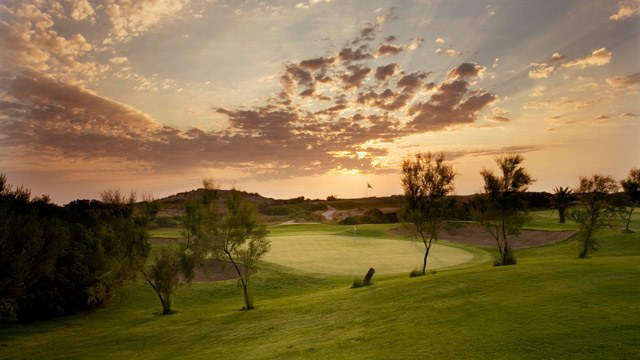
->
xmin=262 ymin=205 xmax=298 ymax=216
xmin=382 ymin=211 xmax=399 ymax=223
xmin=409 ymin=269 xmax=426 ymax=277
xmin=365 ymin=208 xmax=384 ymax=219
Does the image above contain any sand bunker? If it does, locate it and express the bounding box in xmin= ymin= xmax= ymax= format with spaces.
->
xmin=389 ymin=223 xmax=574 ymax=248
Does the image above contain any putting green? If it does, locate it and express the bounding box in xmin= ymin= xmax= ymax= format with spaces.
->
xmin=263 ymin=234 xmax=474 ymax=275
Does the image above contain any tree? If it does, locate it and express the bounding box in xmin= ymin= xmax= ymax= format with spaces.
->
xmin=140 ymin=244 xmax=194 ymax=315
xmin=549 ymin=186 xmax=576 ymax=224
xmin=182 ymin=199 xmax=201 ymax=249
xmin=401 ymin=152 xmax=457 ymax=275
xmin=196 ymin=180 xmax=270 ymax=310
xmin=472 ymin=154 xmax=534 ymax=266
xmin=620 ymin=168 xmax=640 ymax=232
xmin=215 ymin=190 xmax=269 ymax=310
xmin=568 ymin=175 xmax=619 ymax=258
xmin=0 ymin=176 xmax=153 ymax=322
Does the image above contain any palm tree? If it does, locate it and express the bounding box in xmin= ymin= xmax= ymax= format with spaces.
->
xmin=550 ymin=186 xmax=575 ymax=224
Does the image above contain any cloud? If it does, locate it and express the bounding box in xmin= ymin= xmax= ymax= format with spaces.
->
xmin=562 ymin=48 xmax=612 ymax=69
xmin=406 ymin=78 xmax=497 ymax=131
xmin=0 ymin=9 xmax=498 ymax=181
xmin=69 ymin=0 xmax=96 ymax=22
xmin=622 ymin=112 xmax=640 ymax=117
xmin=375 ymin=63 xmax=399 ymax=81
xmin=397 ymin=72 xmax=429 ymax=92
xmin=492 ymin=58 xmax=499 ymax=68
xmin=109 ymin=56 xmax=129 ymax=64
xmin=338 ymin=47 xmax=373 ymax=63
xmin=610 ymin=0 xmax=640 ymax=20
xmin=435 ymin=37 xmax=445 ymax=43
xmin=375 ymin=43 xmax=404 ymax=57
xmin=528 ymin=63 xmax=555 ymax=79
xmin=524 ymin=98 xmax=597 ymax=110
xmin=605 ymin=72 xmax=640 ymax=89
xmin=103 ymin=0 xmax=189 ymax=43
xmin=531 ymin=87 xmax=546 ymax=97
xmin=447 ymin=62 xmax=486 ymax=80
xmin=0 ymin=4 xmax=107 ymax=84
xmin=549 ymin=52 xmax=568 ymax=63
xmin=340 ymin=65 xmax=372 ymax=90
xmin=436 ymin=48 xmax=463 ymax=56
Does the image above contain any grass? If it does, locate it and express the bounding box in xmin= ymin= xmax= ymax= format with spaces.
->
xmin=265 ymin=233 xmax=474 ymax=275
xmin=2 ymin=219 xmax=639 ymax=359
xmin=149 ymin=227 xmax=184 ymax=238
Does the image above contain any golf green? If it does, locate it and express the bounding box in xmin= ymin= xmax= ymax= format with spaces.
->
xmin=263 ymin=234 xmax=474 ymax=275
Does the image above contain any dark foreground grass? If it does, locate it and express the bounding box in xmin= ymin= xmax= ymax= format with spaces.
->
xmin=1 ymin=226 xmax=639 ymax=359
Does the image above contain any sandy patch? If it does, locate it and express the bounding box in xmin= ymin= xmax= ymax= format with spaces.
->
xmin=389 ymin=223 xmax=574 ymax=248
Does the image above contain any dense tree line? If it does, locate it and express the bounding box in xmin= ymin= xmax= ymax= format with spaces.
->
xmin=0 ymin=175 xmax=149 ymax=323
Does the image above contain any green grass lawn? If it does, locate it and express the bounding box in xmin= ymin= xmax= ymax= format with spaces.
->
xmin=2 ymin=219 xmax=639 ymax=359
xmin=265 ymin=233 xmax=474 ymax=275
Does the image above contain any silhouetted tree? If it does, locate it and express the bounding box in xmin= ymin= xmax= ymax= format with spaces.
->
xmin=550 ymin=186 xmax=576 ymax=223
xmin=472 ymin=154 xmax=534 ymax=266
xmin=401 ymin=152 xmax=457 ymax=275
xmin=568 ymin=175 xmax=619 ymax=258
xmin=620 ymin=168 xmax=640 ymax=232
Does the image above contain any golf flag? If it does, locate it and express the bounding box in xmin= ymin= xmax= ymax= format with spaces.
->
xmin=367 ymin=183 xmax=373 ymax=189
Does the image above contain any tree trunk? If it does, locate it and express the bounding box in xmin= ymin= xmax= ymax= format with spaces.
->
xmin=422 ymin=236 xmax=434 ymax=274
xmin=625 ymin=204 xmax=635 ymax=231
xmin=559 ymin=207 xmax=566 ymax=224
xmin=226 ymin=251 xmax=253 ymax=310
xmin=162 ymin=295 xmax=172 ymax=315
xmin=142 ymin=270 xmax=172 ymax=315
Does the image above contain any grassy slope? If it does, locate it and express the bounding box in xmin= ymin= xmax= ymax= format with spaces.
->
xmin=2 ymin=216 xmax=639 ymax=359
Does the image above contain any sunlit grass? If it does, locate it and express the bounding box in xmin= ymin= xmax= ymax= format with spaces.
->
xmin=3 ymin=217 xmax=639 ymax=359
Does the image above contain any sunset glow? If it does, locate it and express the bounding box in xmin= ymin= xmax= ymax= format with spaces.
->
xmin=1 ymin=0 xmax=639 ymax=203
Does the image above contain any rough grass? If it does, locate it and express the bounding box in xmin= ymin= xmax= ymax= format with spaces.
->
xmin=2 ymin=220 xmax=639 ymax=359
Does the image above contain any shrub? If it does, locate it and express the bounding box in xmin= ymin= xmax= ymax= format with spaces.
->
xmin=382 ymin=211 xmax=399 ymax=223
xmin=262 ymin=205 xmax=298 ymax=216
xmin=409 ymin=269 xmax=426 ymax=277
xmin=365 ymin=208 xmax=384 ymax=219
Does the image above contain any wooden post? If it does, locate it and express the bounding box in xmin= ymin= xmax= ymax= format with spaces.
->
xmin=363 ymin=267 xmax=375 ymax=285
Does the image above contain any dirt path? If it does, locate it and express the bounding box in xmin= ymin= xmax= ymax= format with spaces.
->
xmin=389 ymin=223 xmax=575 ymax=248
xmin=322 ymin=205 xmax=336 ymax=220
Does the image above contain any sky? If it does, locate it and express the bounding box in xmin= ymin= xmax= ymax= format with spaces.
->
xmin=0 ymin=0 xmax=639 ymax=204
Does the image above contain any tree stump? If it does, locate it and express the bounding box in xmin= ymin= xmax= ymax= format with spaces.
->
xmin=363 ymin=267 xmax=375 ymax=285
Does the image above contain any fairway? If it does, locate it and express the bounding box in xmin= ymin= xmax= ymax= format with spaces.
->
xmin=263 ymin=234 xmax=474 ymax=275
